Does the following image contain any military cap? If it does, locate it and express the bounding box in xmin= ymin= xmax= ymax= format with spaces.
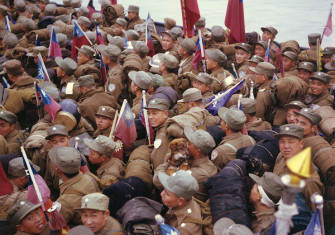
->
xmin=85 ymin=31 xmax=96 ymax=44
xmin=63 ymin=0 xmax=71 ymax=7
xmin=67 ymin=225 xmax=94 ymax=235
xmin=0 ymin=30 xmax=9 ymax=40
xmin=248 ymin=55 xmax=264 ymax=64
xmin=22 ymin=17 xmax=36 ymax=31
xmin=158 ymin=53 xmax=179 ymax=69
xmin=27 ymin=5 xmax=41 ymax=18
xmin=3 ymin=33 xmax=18 ymax=49
xmin=241 ymin=98 xmax=256 ymax=114
xmin=45 ymin=124 xmax=69 ymax=140
xmin=0 ymin=5 xmax=7 ymax=16
xmin=27 ymin=46 xmax=48 ymax=57
xmin=194 ymin=73 xmax=214 ymax=85
xmin=211 ymin=25 xmax=225 ymax=42
xmin=47 ymin=25 xmax=61 ymax=34
xmin=249 ymin=172 xmax=284 ymax=197
xmin=56 ymin=14 xmax=69 ymax=23
xmin=128 ymin=71 xmax=153 ymax=90
xmin=206 ymin=49 xmax=227 ymax=67
xmin=280 ymin=40 xmax=301 ymax=55
xmin=234 ymin=43 xmax=252 ymax=53
xmin=0 ymin=110 xmax=17 ymax=125
xmin=164 ymin=18 xmax=176 ymax=30
xmin=249 ymin=62 xmax=275 ymax=77
xmin=283 ymin=100 xmax=307 ymax=111
xmin=7 ymin=199 xmax=42 ymax=225
xmin=15 ymin=0 xmax=26 ymax=12
xmin=128 ymin=5 xmax=139 ymax=14
xmin=56 ymin=33 xmax=67 ymax=47
xmin=195 ymin=16 xmax=206 ymax=27
xmin=218 ymin=107 xmax=246 ymax=131
xmin=84 ymin=135 xmax=116 ymax=157
xmin=76 ymin=193 xmax=109 ymax=211
xmin=45 ymin=3 xmax=56 ymax=15
xmin=77 ymin=16 xmax=91 ymax=28
xmin=321 ymin=47 xmax=335 ymax=55
xmin=184 ymin=126 xmax=215 ymax=154
xmin=261 ymin=26 xmax=278 ymax=36
xmin=95 ymin=106 xmax=116 ymax=120
xmin=39 ymin=0 xmax=49 ymax=3
xmin=297 ymin=61 xmax=315 ymax=73
xmin=115 ymin=18 xmax=128 ymax=28
xmin=78 ymin=45 xmax=95 ymax=58
xmin=160 ymin=30 xmax=177 ymax=41
xmin=49 ymin=147 xmax=81 ymax=174
xmin=294 ymin=108 xmax=322 ymax=125
xmin=145 ymin=98 xmax=169 ymax=111
xmin=308 ymin=33 xmax=321 ymax=44
xmin=124 ymin=29 xmax=139 ymax=40
xmin=214 ymin=217 xmax=253 ymax=235
xmin=78 ymin=75 xmax=95 ymax=87
xmin=76 ymin=6 xmax=90 ymax=17
xmin=97 ymin=44 xmax=121 ymax=60
xmin=274 ymin=124 xmax=304 ymax=140
xmin=8 ymin=158 xmax=40 ymax=177
xmin=39 ymin=82 xmax=60 ymax=102
xmin=71 ymin=0 xmax=81 ymax=8
xmin=107 ymin=35 xmax=124 ymax=50
xmin=132 ymin=41 xmax=149 ymax=57
xmin=91 ymin=12 xmax=103 ymax=24
xmin=255 ymin=40 xmax=268 ymax=50
xmin=177 ymin=37 xmax=196 ymax=55
xmin=179 ymin=88 xmax=202 ymax=103
xmin=55 ymin=57 xmax=77 ymax=76
xmin=170 ymin=27 xmax=183 ymax=38
xmin=325 ymin=55 xmax=335 ymax=71
xmin=3 ymin=60 xmax=23 ymax=76
xmin=282 ymin=51 xmax=298 ymax=61
xmin=148 ymin=73 xmax=166 ymax=89
xmin=158 ymin=170 xmax=199 ymax=200
xmin=310 ymin=71 xmax=330 ymax=84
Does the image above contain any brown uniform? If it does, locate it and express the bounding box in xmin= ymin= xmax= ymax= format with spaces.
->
xmin=58 ymin=75 xmax=81 ymax=101
xmin=95 ymin=216 xmax=125 ymax=235
xmin=5 ymin=129 xmax=24 ymax=155
xmin=255 ymin=80 xmax=275 ymax=122
xmin=0 ymin=87 xmax=24 ymax=115
xmin=251 ymin=208 xmax=275 ymax=234
xmin=305 ymin=89 xmax=333 ymax=107
xmin=298 ymin=48 xmax=317 ymax=63
xmin=131 ymin=93 xmax=150 ymax=119
xmin=178 ymin=56 xmax=198 ymax=75
xmin=163 ymin=73 xmax=184 ymax=96
xmin=0 ymin=135 xmax=8 ymax=154
xmin=151 ymin=122 xmax=171 ymax=170
xmin=273 ymin=153 xmax=324 ymax=211
xmin=9 ymin=75 xmax=36 ymax=90
xmin=245 ymin=119 xmax=272 ymax=131
xmin=15 ymin=225 xmax=51 ymax=235
xmin=127 ymin=15 xmax=144 ymax=30
xmin=277 ymin=67 xmax=298 ymax=78
xmin=96 ymin=158 xmax=124 ymax=190
xmin=210 ymin=67 xmax=234 ymax=94
xmin=211 ymin=132 xmax=255 ymax=169
xmin=237 ymin=61 xmax=249 ymax=78
xmin=105 ymin=64 xmax=124 ymax=103
xmin=202 ymin=91 xmax=213 ymax=104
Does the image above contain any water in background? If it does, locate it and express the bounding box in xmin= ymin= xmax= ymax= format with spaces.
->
xmin=59 ymin=0 xmax=335 ymax=48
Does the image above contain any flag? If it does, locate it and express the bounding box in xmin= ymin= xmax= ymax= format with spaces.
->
xmin=274 ymin=47 xmax=285 ymax=77
xmin=111 ymin=0 xmax=117 ymax=4
xmin=264 ymin=41 xmax=270 ymax=62
xmin=0 ymin=162 xmax=13 ymax=196
xmin=5 ymin=16 xmax=11 ymax=32
xmin=35 ymin=34 xmax=42 ymax=46
xmin=114 ymin=100 xmax=137 ymax=146
xmin=49 ymin=28 xmax=62 ymax=59
xmin=225 ymin=0 xmax=246 ymax=43
xmin=147 ymin=12 xmax=151 ymax=20
xmin=87 ymin=0 xmax=96 ymax=18
xmin=193 ymin=33 xmax=205 ymax=69
xmin=206 ymin=78 xmax=245 ymax=115
xmin=7 ymin=14 xmax=16 ymax=24
xmin=124 ymin=34 xmax=128 ymax=48
xmin=99 ymin=53 xmax=108 ymax=85
xmin=71 ymin=21 xmax=90 ymax=59
xmin=37 ymin=54 xmax=50 ymax=81
xmin=304 ymin=210 xmax=322 ymax=235
xmin=95 ymin=21 xmax=104 ymax=45
xmin=36 ymin=84 xmax=62 ymax=122
xmin=180 ymin=0 xmax=200 ymax=38
xmin=139 ymin=96 xmax=154 ymax=145
xmin=2 ymin=77 xmax=10 ymax=88
xmin=146 ymin=24 xmax=155 ymax=57
xmin=322 ymin=3 xmax=333 ymax=39
xmin=160 ymin=223 xmax=180 ymax=235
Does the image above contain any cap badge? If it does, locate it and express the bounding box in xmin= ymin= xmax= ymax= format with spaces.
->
xmin=102 ymin=107 xmax=105 ymax=111
xmin=52 ymin=127 xmax=57 ymax=131
xmin=285 ymin=127 xmax=290 ymax=131
xmin=84 ymin=198 xmax=89 ymax=208
xmin=20 ymin=201 xmax=25 ymax=206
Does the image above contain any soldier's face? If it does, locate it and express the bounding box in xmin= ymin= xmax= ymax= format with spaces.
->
xmin=161 ymin=35 xmax=174 ymax=51
xmin=286 ymin=108 xmax=299 ymax=124
xmin=128 ymin=12 xmax=137 ymax=20
xmin=101 ymin=55 xmax=111 ymax=65
xmin=81 ymin=209 xmax=109 ymax=233
xmin=192 ymin=79 xmax=210 ymax=94
xmin=296 ymin=115 xmax=316 ymax=138
xmin=235 ymin=49 xmax=250 ymax=64
xmin=177 ymin=44 xmax=186 ymax=56
xmin=88 ymin=149 xmax=104 ymax=165
xmin=322 ymin=54 xmax=332 ymax=65
xmin=249 ymin=183 xmax=261 ymax=205
xmin=114 ymin=24 xmax=124 ymax=35
xmin=77 ymin=52 xmax=90 ymax=65
xmin=16 ymin=208 xmax=45 ymax=234
xmin=147 ymin=109 xmax=168 ymax=127
xmin=279 ymin=136 xmax=303 ymax=159
xmin=282 ymin=57 xmax=295 ymax=71
xmin=56 ymin=67 xmax=66 ymax=78
xmin=254 ymin=73 xmax=266 ymax=84
xmin=186 ymin=141 xmax=198 ymax=158
xmin=254 ymin=45 xmax=266 ymax=58
xmin=95 ymin=115 xmax=113 ymax=130
xmin=297 ymin=69 xmax=311 ymax=83
xmin=220 ymin=119 xmax=228 ymax=133
xmin=39 ymin=2 xmax=46 ymax=11
xmin=309 ymin=79 xmax=329 ymax=95
xmin=206 ymin=57 xmax=217 ymax=70
xmin=161 ymin=188 xmax=182 ymax=208
xmin=262 ymin=31 xmax=274 ymax=42
xmin=0 ymin=120 xmax=15 ymax=137
xmin=48 ymin=135 xmax=70 ymax=148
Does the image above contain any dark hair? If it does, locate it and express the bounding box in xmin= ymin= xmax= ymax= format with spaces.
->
xmin=62 ymin=171 xmax=79 ymax=178
xmin=166 ymin=67 xmax=178 ymax=74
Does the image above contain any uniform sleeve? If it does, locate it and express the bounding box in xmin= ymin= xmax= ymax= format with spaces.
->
xmin=0 ymin=135 xmax=8 ymax=154
xmin=153 ymin=162 xmax=169 ymax=190
xmin=211 ymin=145 xmax=236 ymax=169
xmin=302 ymin=173 xmax=325 ymax=211
xmin=256 ymin=90 xmax=273 ymax=122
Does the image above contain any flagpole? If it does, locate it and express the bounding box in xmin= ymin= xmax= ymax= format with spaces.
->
xmin=232 ymin=63 xmax=239 ymax=79
xmin=317 ymin=38 xmax=320 ymax=72
xmin=5 ymin=16 xmax=11 ymax=32
xmin=33 ymin=82 xmax=42 ymax=120
xmin=198 ymin=30 xmax=207 ymax=73
xmin=109 ymin=110 xmax=118 ymax=139
xmin=20 ymin=146 xmax=55 ymax=235
xmin=311 ymin=193 xmax=325 ymax=235
xmin=38 ymin=53 xmax=51 ymax=82
xmin=142 ymin=90 xmax=151 ymax=146
xmin=115 ymin=99 xmax=127 ymax=128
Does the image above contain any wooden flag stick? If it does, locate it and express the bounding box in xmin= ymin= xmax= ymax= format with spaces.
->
xmin=109 ymin=110 xmax=119 ymax=139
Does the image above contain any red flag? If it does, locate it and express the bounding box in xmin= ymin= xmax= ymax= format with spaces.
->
xmin=193 ymin=33 xmax=205 ymax=69
xmin=36 ymin=84 xmax=62 ymax=122
xmin=114 ymin=101 xmax=137 ymax=146
xmin=71 ymin=22 xmax=90 ymax=59
xmin=225 ymin=0 xmax=246 ymax=43
xmin=322 ymin=3 xmax=333 ymax=39
xmin=146 ymin=25 xmax=155 ymax=57
xmin=111 ymin=0 xmax=117 ymax=4
xmin=87 ymin=0 xmax=96 ymax=18
xmin=180 ymin=0 xmax=200 ymax=38
xmin=49 ymin=28 xmax=62 ymax=59
xmin=274 ymin=47 xmax=285 ymax=77
xmin=0 ymin=162 xmax=13 ymax=196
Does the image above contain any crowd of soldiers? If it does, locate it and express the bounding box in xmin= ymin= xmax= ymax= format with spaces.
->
xmin=0 ymin=0 xmax=335 ymax=234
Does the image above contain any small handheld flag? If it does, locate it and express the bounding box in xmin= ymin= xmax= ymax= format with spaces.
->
xmin=146 ymin=24 xmax=155 ymax=57
xmin=321 ymin=3 xmax=333 ymax=40
xmin=71 ymin=21 xmax=92 ymax=58
xmin=95 ymin=21 xmax=104 ymax=45
xmin=48 ymin=28 xmax=62 ymax=59
xmin=36 ymin=84 xmax=61 ymax=122
xmin=5 ymin=16 xmax=11 ymax=32
xmin=36 ymin=34 xmax=42 ymax=46
xmin=37 ymin=54 xmax=51 ymax=81
xmin=193 ymin=31 xmax=206 ymax=70
xmin=264 ymin=39 xmax=271 ymax=62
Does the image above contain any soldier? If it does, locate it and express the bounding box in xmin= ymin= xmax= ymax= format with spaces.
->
xmin=0 ymin=110 xmax=23 ymax=155
xmin=38 ymin=0 xmax=49 ymax=13
xmin=93 ymin=106 xmax=115 ymax=138
xmin=205 ymin=48 xmax=233 ymax=94
xmin=14 ymin=0 xmax=27 ymax=23
xmin=110 ymin=18 xmax=127 ymax=37
xmin=50 ymin=146 xmax=99 ymax=226
xmin=295 ymin=108 xmax=321 ymax=139
xmin=147 ymin=73 xmax=166 ymax=95
xmin=241 ymin=98 xmax=271 ymax=131
xmin=160 ymin=30 xmax=179 ymax=61
xmin=246 ymin=55 xmax=264 ymax=78
xmin=254 ymin=41 xmax=268 ymax=59
xmin=260 ymin=26 xmax=278 ymax=61
xmin=321 ymin=47 xmax=335 ymax=72
xmin=76 ymin=45 xmax=96 ymax=68
xmin=2 ymin=33 xmax=19 ymax=59
xmin=55 ymin=57 xmax=80 ymax=101
xmin=0 ymin=6 xmax=8 ymax=31
xmin=298 ymin=33 xmax=321 ymax=63
xmin=158 ymin=170 xmax=203 ymax=235
xmin=127 ymin=5 xmax=144 ymax=30
xmin=211 ymin=107 xmax=255 ymax=169
xmin=75 ymin=6 xmax=90 ymax=18
xmin=84 ymin=135 xmax=124 ymax=190
xmin=283 ymin=101 xmax=307 ymax=124
xmin=177 ymin=37 xmax=197 ymax=74
xmin=273 ymin=124 xmax=324 ymax=211
xmin=124 ymin=30 xmax=139 ymax=42
xmin=77 ymin=16 xmax=91 ymax=32
xmin=234 ymin=43 xmax=252 ymax=78
xmin=192 ymin=72 xmax=214 ymax=103
xmin=78 ymin=75 xmax=120 ymax=129
xmin=279 ymin=51 xmax=298 ymax=77
xmin=4 ymin=60 xmax=35 ymax=90
xmin=75 ymin=193 xmax=124 ymax=235
xmin=210 ymin=25 xmax=226 ymax=49
xmin=194 ymin=16 xmax=207 ymax=33
xmin=158 ymin=53 xmax=182 ymax=95
xmin=107 ymin=35 xmax=124 ymax=51
xmin=131 ymin=41 xmax=150 ymax=71
xmin=304 ymin=72 xmax=333 ymax=107
xmin=128 ymin=71 xmax=152 ymax=118
xmin=26 ymin=46 xmax=56 ymax=78
xmin=164 ymin=18 xmax=176 ymax=31
xmin=297 ymin=61 xmax=315 ymax=83
xmin=7 ymin=199 xmax=50 ymax=235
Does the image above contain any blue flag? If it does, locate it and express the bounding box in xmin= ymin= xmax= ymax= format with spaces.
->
xmin=7 ymin=14 xmax=16 ymax=24
xmin=265 ymin=41 xmax=270 ymax=62
xmin=304 ymin=210 xmax=322 ymax=235
xmin=38 ymin=56 xmax=46 ymax=80
xmin=124 ymin=34 xmax=129 ymax=48
xmin=35 ymin=34 xmax=42 ymax=46
xmin=5 ymin=16 xmax=11 ymax=32
xmin=160 ymin=223 xmax=180 ymax=235
xmin=206 ymin=79 xmax=245 ymax=115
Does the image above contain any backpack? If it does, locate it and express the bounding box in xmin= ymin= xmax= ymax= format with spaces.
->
xmin=182 ymin=197 xmax=214 ymax=235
